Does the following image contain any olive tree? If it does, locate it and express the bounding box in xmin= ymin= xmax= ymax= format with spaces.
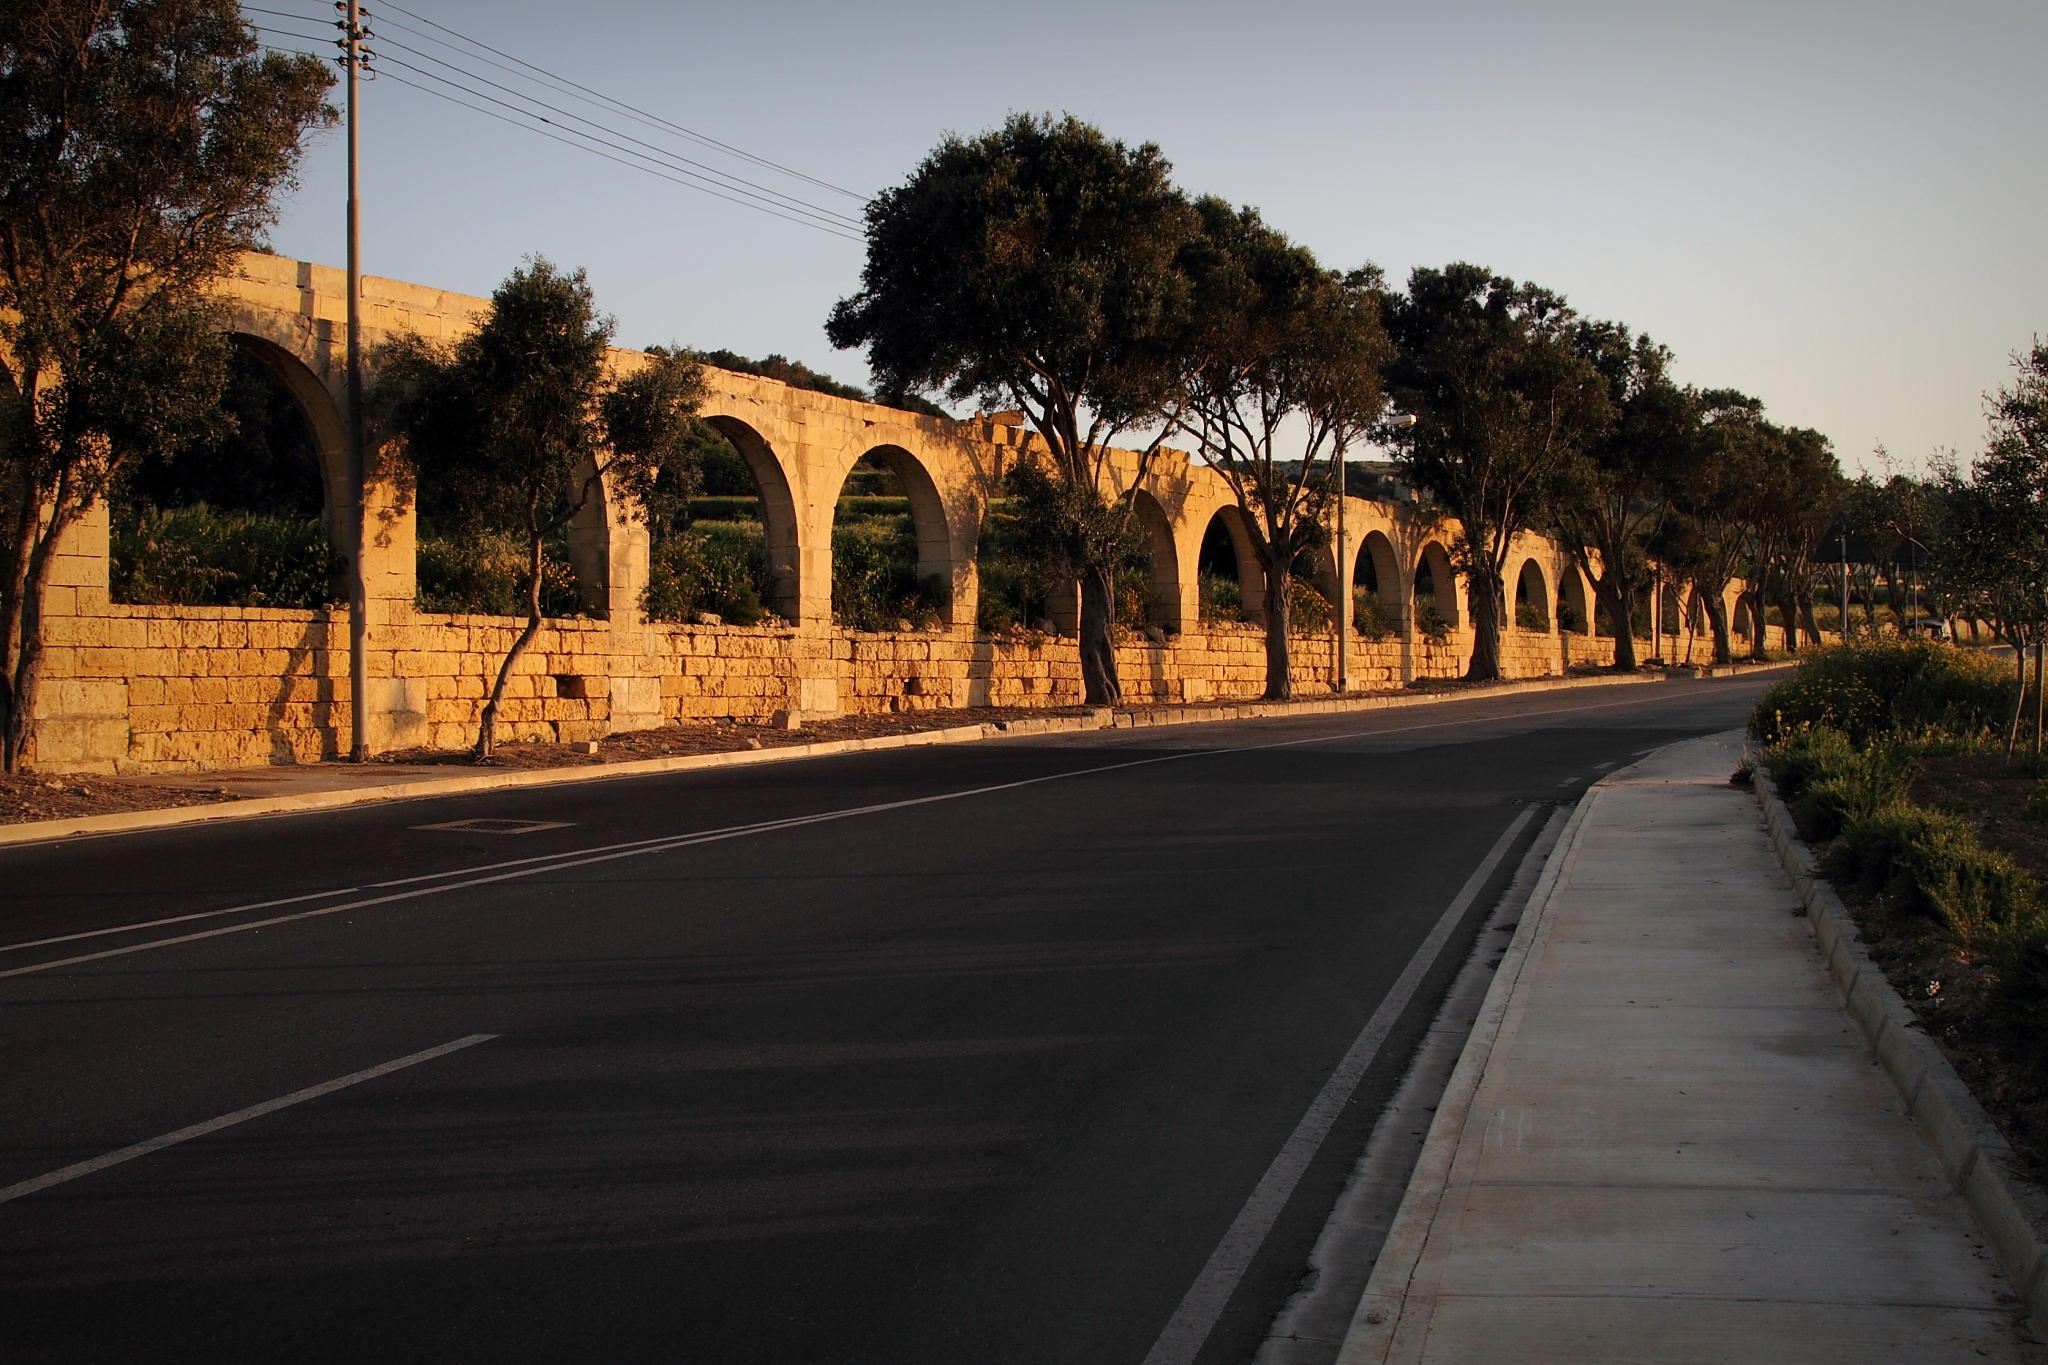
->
xmin=827 ymin=114 xmax=1197 ymax=704
xmin=380 ymin=260 xmax=703 ymax=758
xmin=1175 ymin=198 xmax=1387 ymax=698
xmin=1543 ymin=325 xmax=1692 ymax=670
xmin=0 ymin=0 xmax=333 ymax=770
xmin=1379 ymin=265 xmax=1608 ymax=681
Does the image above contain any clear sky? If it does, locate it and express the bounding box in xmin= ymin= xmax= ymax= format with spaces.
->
xmin=256 ymin=0 xmax=2046 ymax=476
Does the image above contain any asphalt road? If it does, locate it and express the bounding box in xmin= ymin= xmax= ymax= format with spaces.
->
xmin=0 ymin=678 xmax=1768 ymax=1364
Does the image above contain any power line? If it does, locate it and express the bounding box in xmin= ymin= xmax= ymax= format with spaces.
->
xmin=373 ymin=70 xmax=863 ymax=242
xmin=368 ymin=37 xmax=864 ymax=230
xmin=373 ymin=0 xmax=869 ymax=203
xmin=369 ymin=55 xmax=862 ymax=236
xmin=243 ymin=4 xmax=872 ymax=240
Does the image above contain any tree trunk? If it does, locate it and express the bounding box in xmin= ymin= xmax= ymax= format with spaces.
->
xmin=2023 ymin=642 xmax=2039 ymax=765
xmin=2006 ymin=629 xmax=2027 ymax=762
xmin=1600 ymin=578 xmax=1638 ymax=671
xmin=475 ymin=523 xmax=549 ymax=760
xmin=1704 ymin=591 xmax=1734 ymax=665
xmin=4 ymin=501 xmax=71 ymax=773
xmin=1464 ymin=564 xmax=1504 ymax=682
xmin=1077 ymin=564 xmax=1121 ymax=706
xmin=1262 ymin=552 xmax=1293 ymax=700
xmin=1744 ymin=586 xmax=1771 ymax=660
xmin=1798 ymin=593 xmax=1824 ymax=651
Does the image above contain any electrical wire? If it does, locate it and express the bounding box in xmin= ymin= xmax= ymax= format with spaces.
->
xmin=373 ymin=0 xmax=868 ymax=202
xmin=369 ymin=55 xmax=862 ymax=235
xmin=369 ymin=38 xmax=864 ymax=229
xmin=373 ymin=70 xmax=863 ymax=241
xmin=242 ymin=4 xmax=870 ymax=239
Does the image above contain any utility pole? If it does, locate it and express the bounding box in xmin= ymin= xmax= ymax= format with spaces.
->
xmin=1333 ymin=451 xmax=1348 ymax=693
xmin=342 ymin=1 xmax=369 ymax=761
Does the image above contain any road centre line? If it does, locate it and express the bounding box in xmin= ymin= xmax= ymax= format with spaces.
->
xmin=0 ymin=1033 xmax=496 ymax=1207
xmin=0 ymin=690 xmax=1693 ymax=978
xmin=0 ymin=885 xmax=366 ymax=956
xmin=1139 ymin=805 xmax=1539 ymax=1365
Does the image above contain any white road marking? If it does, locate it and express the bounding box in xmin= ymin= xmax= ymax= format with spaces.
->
xmin=0 ymin=886 xmax=365 ymax=956
xmin=1557 ymin=777 xmax=1580 ymax=786
xmin=0 ymin=690 xmax=1703 ymax=978
xmin=0 ymin=1033 xmax=496 ymax=1207
xmin=1139 ymin=805 xmax=1539 ymax=1365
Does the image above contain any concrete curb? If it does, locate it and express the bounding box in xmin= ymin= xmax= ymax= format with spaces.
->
xmin=1752 ymin=768 xmax=2048 ymax=1341
xmin=0 ymin=665 xmax=1783 ymax=849
xmin=1333 ymin=769 xmax=1613 ymax=1364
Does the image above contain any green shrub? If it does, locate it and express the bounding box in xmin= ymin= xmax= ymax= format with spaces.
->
xmin=417 ymin=531 xmax=580 ymax=617
xmin=1288 ymin=579 xmax=1331 ymax=633
xmin=1790 ymin=745 xmax=1918 ymax=843
xmin=1750 ymin=641 xmax=2013 ymax=746
xmin=1354 ymin=587 xmax=1390 ymax=640
xmin=832 ymin=517 xmax=941 ymax=631
xmin=644 ymin=522 xmax=769 ymax=625
xmin=111 ymin=506 xmax=341 ymax=610
xmin=1199 ymin=572 xmax=1246 ymax=624
xmin=1760 ymin=726 xmax=1858 ymax=803
xmin=1824 ymin=804 xmax=2041 ymax=940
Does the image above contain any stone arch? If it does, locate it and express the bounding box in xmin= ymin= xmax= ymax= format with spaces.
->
xmin=224 ymin=331 xmax=348 ymax=543
xmin=701 ymin=415 xmax=802 ymax=622
xmin=1414 ymin=540 xmax=1459 ymax=630
xmin=839 ymin=442 xmax=969 ymax=627
xmin=1354 ymin=529 xmax=1402 ymax=634
xmin=1559 ymin=564 xmax=1593 ymax=635
xmin=1513 ymin=558 xmax=1551 ymax=632
xmin=1198 ymin=504 xmax=1266 ymax=625
xmin=1130 ymin=489 xmax=1183 ymax=632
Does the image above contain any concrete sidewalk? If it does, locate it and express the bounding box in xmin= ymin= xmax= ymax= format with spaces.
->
xmin=1341 ymin=733 xmax=2044 ymax=1363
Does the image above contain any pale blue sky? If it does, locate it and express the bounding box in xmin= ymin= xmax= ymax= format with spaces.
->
xmin=258 ymin=1 xmax=2046 ymax=475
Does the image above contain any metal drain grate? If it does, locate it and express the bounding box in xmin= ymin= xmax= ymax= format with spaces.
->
xmin=411 ymin=818 xmax=574 ymax=834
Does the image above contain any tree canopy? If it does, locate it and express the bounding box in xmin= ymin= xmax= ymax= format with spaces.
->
xmin=379 ymin=260 xmax=703 ymax=757
xmin=1379 ymin=264 xmax=1609 ymax=680
xmin=1175 ymin=196 xmax=1387 ymax=696
xmin=0 ymin=0 xmax=334 ymax=770
xmin=828 ymin=113 xmax=1199 ymax=702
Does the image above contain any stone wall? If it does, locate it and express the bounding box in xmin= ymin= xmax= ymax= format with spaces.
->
xmin=32 ymin=585 xmax=1731 ymax=773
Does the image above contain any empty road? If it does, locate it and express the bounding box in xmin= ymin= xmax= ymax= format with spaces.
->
xmin=0 ymin=678 xmax=1767 ymax=1364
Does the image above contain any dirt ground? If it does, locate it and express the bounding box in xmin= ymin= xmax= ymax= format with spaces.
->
xmin=0 ymin=773 xmax=240 ymax=824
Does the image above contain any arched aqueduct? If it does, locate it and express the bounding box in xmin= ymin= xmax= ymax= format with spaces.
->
xmin=31 ymin=253 xmax=1752 ymax=772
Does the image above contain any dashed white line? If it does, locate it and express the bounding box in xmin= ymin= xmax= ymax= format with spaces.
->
xmin=0 ymin=1033 xmax=496 ymax=1206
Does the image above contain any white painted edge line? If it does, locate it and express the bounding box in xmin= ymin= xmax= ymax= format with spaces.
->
xmin=0 ymin=691 xmax=1716 ymax=979
xmin=1752 ymin=769 xmax=2048 ymax=1341
xmin=1252 ymin=804 xmax=1572 ymax=1365
xmin=0 ymin=1032 xmax=497 ymax=1207
xmin=0 ymin=666 xmax=1782 ymax=849
xmin=1139 ymin=804 xmax=1540 ymax=1365
xmin=1333 ymin=761 xmax=1615 ymax=1365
